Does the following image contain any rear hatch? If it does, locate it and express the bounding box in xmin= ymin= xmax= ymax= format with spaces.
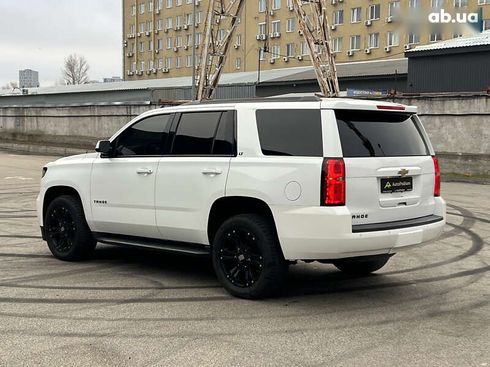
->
xmin=335 ymin=109 xmax=437 ymax=225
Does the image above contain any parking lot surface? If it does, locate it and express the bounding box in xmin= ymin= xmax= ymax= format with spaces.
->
xmin=0 ymin=151 xmax=489 ymax=366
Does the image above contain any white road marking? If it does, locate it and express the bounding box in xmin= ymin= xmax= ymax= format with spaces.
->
xmin=4 ymin=176 xmax=33 ymax=181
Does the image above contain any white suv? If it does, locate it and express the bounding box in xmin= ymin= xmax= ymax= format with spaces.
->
xmin=37 ymin=96 xmax=446 ymax=298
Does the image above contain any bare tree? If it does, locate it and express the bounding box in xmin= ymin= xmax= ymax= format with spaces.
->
xmin=1 ymin=81 xmax=19 ymax=90
xmin=62 ymin=54 xmax=90 ymax=85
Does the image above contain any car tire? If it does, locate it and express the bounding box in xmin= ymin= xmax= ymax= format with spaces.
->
xmin=44 ymin=195 xmax=96 ymax=261
xmin=333 ymin=255 xmax=390 ymax=275
xmin=212 ymin=214 xmax=287 ymax=299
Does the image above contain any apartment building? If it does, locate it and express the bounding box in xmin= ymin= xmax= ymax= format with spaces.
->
xmin=123 ymin=0 xmax=490 ymax=80
xmin=19 ymin=69 xmax=39 ymax=88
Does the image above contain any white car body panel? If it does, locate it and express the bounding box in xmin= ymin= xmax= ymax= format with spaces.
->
xmin=37 ymin=97 xmax=445 ymax=261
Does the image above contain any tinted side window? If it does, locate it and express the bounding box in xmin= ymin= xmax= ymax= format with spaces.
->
xmin=336 ymin=110 xmax=429 ymax=157
xmin=114 ymin=114 xmax=172 ymax=156
xmin=172 ymin=112 xmax=222 ymax=155
xmin=256 ymin=109 xmax=323 ymax=157
xmin=212 ymin=111 xmax=235 ymax=156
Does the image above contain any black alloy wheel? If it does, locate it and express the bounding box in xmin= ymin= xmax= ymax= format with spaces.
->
xmin=44 ymin=195 xmax=96 ymax=261
xmin=212 ymin=214 xmax=287 ymax=299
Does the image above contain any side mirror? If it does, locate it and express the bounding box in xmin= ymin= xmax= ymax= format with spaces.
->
xmin=95 ymin=140 xmax=114 ymax=157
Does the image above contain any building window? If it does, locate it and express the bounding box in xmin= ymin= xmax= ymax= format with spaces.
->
xmin=272 ymin=20 xmax=281 ymax=33
xmin=454 ymin=0 xmax=468 ymax=7
xmin=130 ymin=24 xmax=136 ymax=34
xmin=351 ymin=8 xmax=361 ymax=23
xmin=259 ymin=0 xmax=266 ymax=13
xmin=149 ymin=60 xmax=154 ymax=70
xmin=166 ymin=0 xmax=172 ymax=8
xmin=271 ymin=44 xmax=280 ymax=59
xmin=140 ymin=61 xmax=145 ymax=71
xmin=236 ymin=34 xmax=241 ymax=46
xmin=148 ymin=1 xmax=154 ymax=12
xmin=368 ymin=4 xmax=380 ymax=20
xmin=139 ymin=41 xmax=145 ymax=52
xmin=431 ymin=0 xmax=443 ymax=8
xmin=157 ymin=0 xmax=163 ymax=10
xmin=350 ymin=35 xmax=361 ymax=50
xmin=166 ymin=17 xmax=173 ymax=29
xmin=195 ymin=33 xmax=202 ymax=45
xmin=176 ymin=36 xmax=183 ymax=47
xmin=196 ymin=11 xmax=202 ymax=24
xmin=332 ymin=37 xmax=342 ymax=52
xmin=388 ymin=1 xmax=400 ymax=17
xmin=484 ymin=19 xmax=490 ymax=31
xmin=286 ymin=43 xmax=295 ymax=57
xmin=176 ymin=0 xmax=182 ymax=5
xmin=186 ymin=55 xmax=193 ymax=67
xmin=259 ymin=47 xmax=265 ymax=60
xmin=139 ymin=3 xmax=145 ymax=14
xmin=387 ymin=31 xmax=400 ymax=46
xmin=478 ymin=0 xmax=490 ymax=4
xmin=166 ymin=37 xmax=173 ymax=49
xmin=235 ymin=57 xmax=241 ymax=69
xmin=185 ymin=13 xmax=193 ymax=25
xmin=149 ymin=40 xmax=153 ymax=51
xmin=408 ymin=32 xmax=420 ymax=44
xmin=333 ymin=10 xmax=344 ymax=25
xmin=217 ymin=29 xmax=226 ymax=42
xmin=157 ymin=19 xmax=163 ymax=30
xmin=131 ymin=62 xmax=137 ymax=72
xmin=139 ymin=22 xmax=145 ymax=33
xmin=286 ymin=18 xmax=295 ymax=32
xmin=165 ymin=57 xmax=172 ymax=68
xmin=429 ymin=32 xmax=442 ymax=42
xmin=176 ymin=57 xmax=182 ymax=68
xmin=131 ymin=4 xmax=136 ymax=16
xmin=300 ymin=42 xmax=308 ymax=55
xmin=157 ymin=39 xmax=163 ymax=50
xmin=367 ymin=33 xmax=379 ymax=48
xmin=186 ymin=34 xmax=193 ymax=46
xmin=272 ymin=0 xmax=281 ymax=10
xmin=258 ymin=22 xmax=266 ymax=35
xmin=147 ymin=21 xmax=153 ymax=32
xmin=176 ymin=15 xmax=182 ymax=27
xmin=409 ymin=0 xmax=420 ymax=8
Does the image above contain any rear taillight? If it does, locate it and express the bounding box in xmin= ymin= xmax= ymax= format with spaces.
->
xmin=432 ymin=155 xmax=440 ymax=197
xmin=321 ymin=158 xmax=345 ymax=206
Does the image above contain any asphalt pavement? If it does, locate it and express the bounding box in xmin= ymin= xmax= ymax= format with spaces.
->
xmin=0 ymin=151 xmax=489 ymax=366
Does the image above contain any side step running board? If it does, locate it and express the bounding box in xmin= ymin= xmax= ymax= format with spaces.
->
xmin=93 ymin=232 xmax=210 ymax=256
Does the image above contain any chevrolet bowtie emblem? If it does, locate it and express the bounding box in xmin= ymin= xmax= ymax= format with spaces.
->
xmin=398 ymin=168 xmax=409 ymax=177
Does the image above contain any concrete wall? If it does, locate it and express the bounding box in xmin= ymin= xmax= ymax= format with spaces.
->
xmin=0 ymin=104 xmax=157 ymax=151
xmin=0 ymin=95 xmax=488 ymax=181
xmin=392 ymin=95 xmax=490 ymax=181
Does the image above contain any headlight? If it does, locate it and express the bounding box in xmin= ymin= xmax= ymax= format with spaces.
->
xmin=41 ymin=167 xmax=48 ymax=178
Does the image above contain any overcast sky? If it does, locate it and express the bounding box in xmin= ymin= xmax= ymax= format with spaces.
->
xmin=0 ymin=0 xmax=122 ymax=87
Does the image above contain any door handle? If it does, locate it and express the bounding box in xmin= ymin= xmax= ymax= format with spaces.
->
xmin=136 ymin=168 xmax=153 ymax=175
xmin=201 ymin=168 xmax=222 ymax=176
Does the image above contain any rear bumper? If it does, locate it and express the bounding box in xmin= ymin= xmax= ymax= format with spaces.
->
xmin=271 ymin=198 xmax=446 ymax=260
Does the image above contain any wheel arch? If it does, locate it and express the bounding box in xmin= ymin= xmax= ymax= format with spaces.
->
xmin=43 ymin=186 xmax=84 ymax=222
xmin=207 ymin=196 xmax=280 ymax=247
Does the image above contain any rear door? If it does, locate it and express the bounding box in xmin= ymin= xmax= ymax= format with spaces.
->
xmin=334 ymin=109 xmax=436 ymax=225
xmin=155 ymin=110 xmax=235 ymax=245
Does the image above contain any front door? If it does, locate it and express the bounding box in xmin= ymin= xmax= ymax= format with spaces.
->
xmin=90 ymin=113 xmax=173 ymax=238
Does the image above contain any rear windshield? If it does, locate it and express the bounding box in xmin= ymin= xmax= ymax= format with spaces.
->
xmin=335 ymin=110 xmax=429 ymax=157
xmin=256 ymin=109 xmax=323 ymax=157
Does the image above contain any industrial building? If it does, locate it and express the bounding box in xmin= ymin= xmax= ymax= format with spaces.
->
xmin=122 ymin=0 xmax=490 ymax=80
xmin=406 ymin=30 xmax=490 ymax=93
